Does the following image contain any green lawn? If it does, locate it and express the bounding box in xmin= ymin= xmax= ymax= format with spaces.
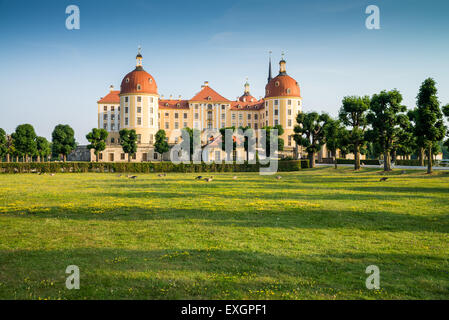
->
xmin=0 ymin=168 xmax=448 ymax=300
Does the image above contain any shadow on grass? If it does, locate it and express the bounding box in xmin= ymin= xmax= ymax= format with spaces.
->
xmin=0 ymin=248 xmax=447 ymax=299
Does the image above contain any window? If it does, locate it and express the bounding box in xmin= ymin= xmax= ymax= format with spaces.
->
xmin=265 ymin=101 xmax=268 ymax=107
xmin=183 ymin=113 xmax=187 ymax=119
xmin=165 ymin=122 xmax=169 ymax=129
xmin=255 ymin=114 xmax=258 ymax=120
xmin=288 ymin=99 xmax=292 ymax=105
xmin=104 ymin=106 xmax=107 ymax=111
xmin=255 ymin=123 xmax=258 ymax=129
xmin=111 ymin=114 xmax=115 ymax=120
xmin=137 ymin=85 xmax=141 ymax=91
xmin=266 ymin=110 xmax=268 ymax=116
xmin=103 ymin=124 xmax=107 ymax=130
xmin=275 ymin=81 xmax=280 ymax=87
xmin=288 ymin=135 xmax=292 ymax=146
xmin=142 ymin=153 xmax=147 ymax=161
xmin=125 ymin=78 xmax=129 ymax=83
xmin=165 ymin=112 xmax=169 ymax=117
xmin=99 ymin=153 xmax=103 ymax=160
xmin=195 ymin=104 xmax=199 ymax=110
xmin=175 ymin=122 xmax=179 ymax=129
xmin=274 ymin=100 xmax=279 ymax=106
xmin=125 ymin=118 xmax=128 ymax=126
xmin=149 ymin=78 xmax=153 ymax=84
xmin=137 ymin=117 xmax=142 ymax=125
xmin=149 ymin=134 xmax=154 ymax=144
xmin=221 ymin=113 xmax=225 ymax=120
xmin=125 ymin=107 xmax=129 ymax=113
xmin=137 ymin=96 xmax=142 ymax=102
xmin=132 ymin=153 xmax=136 ymax=160
xmin=207 ymin=104 xmax=212 ymax=110
xmin=221 ymin=105 xmax=225 ymax=110
xmin=125 ymin=97 xmax=128 ymax=103
xmin=154 ymin=153 xmax=158 ymax=160
xmin=195 ymin=113 xmax=199 ymax=120
xmin=137 ymin=134 xmax=141 ymax=143
xmin=275 ymin=119 xmax=279 ymax=125
xmin=239 ymin=114 xmax=243 ymax=120
xmin=150 ymin=107 xmax=153 ymax=113
xmin=288 ymin=109 xmax=292 ymax=116
xmin=109 ymin=153 xmax=114 ymax=161
xmin=103 ymin=114 xmax=107 ymax=120
xmin=150 ymin=97 xmax=154 ymax=103
xmin=121 ymin=153 xmax=125 ymax=160
xmin=137 ymin=107 xmax=142 ymax=113
xmin=111 ymin=124 xmax=115 ymax=131
xmin=274 ymin=109 xmax=279 ymax=116
xmin=288 ymin=119 xmax=292 ymax=127
xmin=287 ymin=88 xmax=291 ymax=94
xmin=175 ymin=113 xmax=179 ymax=119
xmin=248 ymin=114 xmax=251 ymax=120
xmin=232 ymin=114 xmax=236 ymax=120
xmin=298 ymin=100 xmax=301 ymax=106
xmin=150 ymin=118 xmax=154 ymax=125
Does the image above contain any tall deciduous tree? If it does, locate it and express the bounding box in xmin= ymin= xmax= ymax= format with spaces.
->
xmin=154 ymin=129 xmax=169 ymax=161
xmin=119 ymin=129 xmax=138 ymax=162
xmin=35 ymin=136 xmax=51 ymax=162
xmin=0 ymin=128 xmax=7 ymax=162
xmin=443 ymin=104 xmax=449 ymax=150
xmin=339 ymin=95 xmax=370 ymax=170
xmin=414 ymin=78 xmax=446 ymax=174
xmin=293 ymin=112 xmax=330 ymax=168
xmin=366 ymin=89 xmax=407 ymax=171
xmin=52 ymin=124 xmax=76 ymax=162
xmin=11 ymin=124 xmax=37 ymax=162
xmin=220 ymin=126 xmax=237 ymax=161
xmin=323 ymin=118 xmax=347 ymax=169
xmin=86 ymin=128 xmax=108 ymax=162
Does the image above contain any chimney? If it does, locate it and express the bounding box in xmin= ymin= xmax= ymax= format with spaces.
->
xmin=109 ymin=85 xmax=114 ymax=92
xmin=204 ymin=81 xmax=209 ymax=87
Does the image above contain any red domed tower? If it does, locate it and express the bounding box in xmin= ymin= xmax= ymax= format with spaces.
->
xmin=264 ymin=52 xmax=302 ymax=150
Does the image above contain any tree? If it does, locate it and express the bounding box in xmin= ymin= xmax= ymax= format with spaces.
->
xmin=293 ymin=112 xmax=331 ymax=168
xmin=407 ymin=108 xmax=425 ymax=165
xmin=119 ymin=129 xmax=138 ymax=162
xmin=154 ymin=129 xmax=169 ymax=161
xmin=339 ymin=95 xmax=370 ymax=170
xmin=443 ymin=104 xmax=449 ymax=150
xmin=86 ymin=128 xmax=108 ymax=162
xmin=323 ymin=118 xmax=347 ymax=169
xmin=394 ymin=115 xmax=415 ymax=160
xmin=366 ymin=89 xmax=407 ymax=171
xmin=52 ymin=124 xmax=76 ymax=162
xmin=261 ymin=125 xmax=284 ymax=158
xmin=239 ymin=126 xmax=255 ymax=162
xmin=11 ymin=124 xmax=37 ymax=162
xmin=35 ymin=136 xmax=51 ymax=162
xmin=414 ymin=78 xmax=446 ymax=174
xmin=219 ymin=126 xmax=236 ymax=161
xmin=0 ymin=129 xmax=7 ymax=162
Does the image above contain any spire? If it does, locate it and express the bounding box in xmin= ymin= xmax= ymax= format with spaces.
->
xmin=136 ymin=45 xmax=143 ymax=69
xmin=267 ymin=50 xmax=272 ymax=83
xmin=279 ymin=51 xmax=287 ymax=75
xmin=244 ymin=77 xmax=250 ymax=94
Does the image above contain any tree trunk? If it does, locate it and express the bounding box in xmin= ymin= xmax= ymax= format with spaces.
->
xmin=128 ymin=154 xmax=131 ymax=162
xmin=37 ymin=155 xmax=40 ymax=163
xmin=419 ymin=148 xmax=424 ymax=166
xmin=392 ymin=150 xmax=397 ymax=164
xmin=308 ymin=152 xmax=315 ymax=168
xmin=63 ymin=154 xmax=67 ymax=162
xmin=6 ymin=154 xmax=10 ymax=163
xmin=383 ymin=151 xmax=391 ymax=171
xmin=354 ymin=142 xmax=360 ymax=170
xmin=427 ymin=146 xmax=432 ymax=174
xmin=333 ymin=151 xmax=337 ymax=169
xmin=96 ymin=153 xmax=99 ymax=162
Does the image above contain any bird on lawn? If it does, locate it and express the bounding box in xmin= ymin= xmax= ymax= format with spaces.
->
xmin=195 ymin=176 xmax=203 ymax=180
xmin=158 ymin=173 xmax=166 ymax=177
xmin=233 ymin=176 xmax=238 ymax=180
xmin=276 ymin=175 xmax=282 ymax=180
xmin=204 ymin=176 xmax=213 ymax=182
xmin=50 ymin=173 xmax=55 ymax=176
xmin=379 ymin=177 xmax=389 ymax=182
xmin=129 ymin=175 xmax=138 ymax=179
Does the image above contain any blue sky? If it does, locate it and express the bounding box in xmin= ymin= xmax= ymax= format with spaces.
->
xmin=1 ymin=0 xmax=448 ymax=143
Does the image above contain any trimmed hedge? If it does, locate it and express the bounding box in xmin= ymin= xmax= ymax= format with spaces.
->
xmin=0 ymin=160 xmax=309 ymax=174
xmin=336 ymin=159 xmax=380 ymax=165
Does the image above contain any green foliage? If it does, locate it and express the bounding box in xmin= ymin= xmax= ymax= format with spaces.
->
xmin=443 ymin=104 xmax=449 ymax=150
xmin=154 ymin=130 xmax=170 ymax=158
xmin=86 ymin=128 xmax=108 ymax=162
xmin=414 ymin=78 xmax=446 ymax=172
xmin=366 ymin=89 xmax=407 ymax=170
xmin=35 ymin=136 xmax=51 ymax=160
xmin=336 ymin=159 xmax=380 ymax=165
xmin=261 ymin=125 xmax=284 ymax=157
xmin=52 ymin=124 xmax=76 ymax=160
xmin=0 ymin=160 xmax=308 ymax=174
xmin=0 ymin=128 xmax=7 ymax=159
xmin=11 ymin=124 xmax=37 ymax=159
xmin=339 ymin=95 xmax=370 ymax=169
xmin=119 ymin=129 xmax=138 ymax=161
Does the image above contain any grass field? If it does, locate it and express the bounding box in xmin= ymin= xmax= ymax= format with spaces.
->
xmin=0 ymin=168 xmax=448 ymax=300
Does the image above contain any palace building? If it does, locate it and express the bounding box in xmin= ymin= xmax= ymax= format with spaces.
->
xmin=93 ymin=50 xmax=304 ymax=162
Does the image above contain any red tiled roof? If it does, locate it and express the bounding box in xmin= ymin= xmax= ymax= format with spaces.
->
xmin=238 ymin=93 xmax=258 ymax=103
xmin=230 ymin=100 xmax=265 ymax=111
xmin=120 ymin=68 xmax=158 ymax=95
xmin=98 ymin=90 xmax=120 ymax=104
xmin=190 ymin=85 xmax=230 ymax=102
xmin=159 ymin=99 xmax=189 ymax=109
xmin=265 ymin=74 xmax=300 ymax=98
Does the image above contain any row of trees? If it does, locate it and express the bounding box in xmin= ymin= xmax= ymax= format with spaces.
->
xmin=293 ymin=78 xmax=449 ymax=173
xmin=0 ymin=124 xmax=76 ymax=162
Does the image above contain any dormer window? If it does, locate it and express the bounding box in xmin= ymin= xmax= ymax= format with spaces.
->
xmin=149 ymin=78 xmax=152 ymax=83
xmin=275 ymin=81 xmax=280 ymax=87
xmin=287 ymin=88 xmax=291 ymax=94
xmin=137 ymin=84 xmax=141 ymax=91
xmin=207 ymin=96 xmax=212 ymax=101
xmin=125 ymin=78 xmax=130 ymax=83
xmin=165 ymin=103 xmax=169 ymax=107
xmin=177 ymin=103 xmax=180 ymax=107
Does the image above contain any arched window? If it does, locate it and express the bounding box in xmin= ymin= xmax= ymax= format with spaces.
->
xmin=125 ymin=78 xmax=130 ymax=83
xmin=286 ymin=88 xmax=291 ymax=94
xmin=149 ymin=78 xmax=153 ymax=83
xmin=275 ymin=81 xmax=280 ymax=87
xmin=137 ymin=84 xmax=141 ymax=90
